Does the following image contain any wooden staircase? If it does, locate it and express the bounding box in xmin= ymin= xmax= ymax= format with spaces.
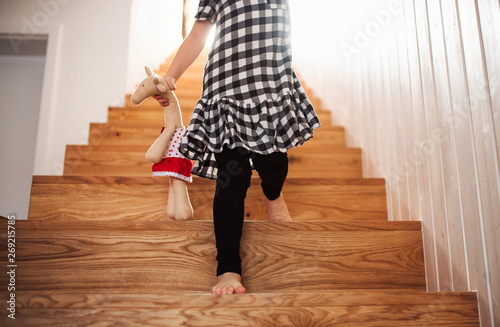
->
xmin=0 ymin=50 xmax=479 ymax=326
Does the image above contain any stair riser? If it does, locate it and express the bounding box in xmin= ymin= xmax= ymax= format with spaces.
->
xmin=11 ymin=304 xmax=479 ymax=327
xmin=108 ymin=109 xmax=332 ymax=127
xmin=28 ymin=181 xmax=387 ymax=221
xmin=14 ymin=291 xmax=479 ymax=308
xmin=62 ymin=148 xmax=363 ymax=178
xmin=3 ymin=227 xmax=425 ymax=293
xmin=88 ymin=125 xmax=345 ymax=147
xmin=108 ymin=108 xmax=195 ymax=128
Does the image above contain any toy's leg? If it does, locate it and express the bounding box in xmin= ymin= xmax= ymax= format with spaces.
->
xmin=172 ymin=178 xmax=193 ymax=221
xmin=167 ymin=177 xmax=176 ymax=219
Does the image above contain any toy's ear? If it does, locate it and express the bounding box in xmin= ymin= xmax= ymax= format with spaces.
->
xmin=153 ymin=76 xmax=167 ymax=92
xmin=145 ymin=66 xmax=153 ymax=76
xmin=156 ymin=84 xmax=167 ymax=93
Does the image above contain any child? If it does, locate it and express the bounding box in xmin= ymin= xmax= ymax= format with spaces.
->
xmin=154 ymin=0 xmax=320 ymax=295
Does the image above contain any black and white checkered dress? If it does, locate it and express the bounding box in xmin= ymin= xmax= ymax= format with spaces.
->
xmin=179 ymin=0 xmax=321 ymax=180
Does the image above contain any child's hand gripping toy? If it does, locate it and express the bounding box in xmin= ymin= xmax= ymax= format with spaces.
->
xmin=131 ymin=66 xmax=194 ymax=221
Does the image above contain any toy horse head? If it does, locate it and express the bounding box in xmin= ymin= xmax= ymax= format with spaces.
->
xmin=131 ymin=66 xmax=170 ymax=105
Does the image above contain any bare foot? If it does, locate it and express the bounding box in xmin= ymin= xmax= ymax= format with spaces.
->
xmin=268 ymin=193 xmax=293 ymax=222
xmin=211 ymin=273 xmax=246 ymax=295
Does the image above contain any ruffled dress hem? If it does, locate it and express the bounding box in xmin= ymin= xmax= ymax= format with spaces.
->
xmin=179 ymin=90 xmax=321 ymax=180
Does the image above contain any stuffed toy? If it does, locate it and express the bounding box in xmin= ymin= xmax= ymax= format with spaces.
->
xmin=131 ymin=66 xmax=194 ymax=221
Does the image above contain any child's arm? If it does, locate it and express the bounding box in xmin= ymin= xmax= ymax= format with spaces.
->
xmin=165 ymin=20 xmax=213 ymax=87
xmin=152 ymin=21 xmax=213 ymax=110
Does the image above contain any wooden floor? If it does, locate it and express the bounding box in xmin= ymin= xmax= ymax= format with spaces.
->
xmin=0 ymin=49 xmax=479 ymax=326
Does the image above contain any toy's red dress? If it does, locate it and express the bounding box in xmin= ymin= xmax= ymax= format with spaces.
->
xmin=152 ymin=127 xmax=193 ymax=182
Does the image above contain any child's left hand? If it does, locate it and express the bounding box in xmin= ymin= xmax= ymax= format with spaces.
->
xmin=153 ymin=95 xmax=170 ymax=107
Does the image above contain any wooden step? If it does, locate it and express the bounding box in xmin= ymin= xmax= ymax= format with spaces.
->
xmin=0 ymin=219 xmax=425 ymax=293
xmin=108 ymin=105 xmax=332 ymax=127
xmin=107 ymin=106 xmax=196 ymax=128
xmin=63 ymin=145 xmax=363 ymax=178
xmin=160 ymin=48 xmax=209 ymax=70
xmin=88 ymin=123 xmax=345 ymax=147
xmin=9 ymin=291 xmax=479 ymax=326
xmin=27 ymin=176 xmax=387 ymax=222
xmin=160 ymin=57 xmax=206 ymax=69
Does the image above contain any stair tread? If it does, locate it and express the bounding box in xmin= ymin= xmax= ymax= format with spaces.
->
xmin=0 ymin=219 xmax=425 ymax=293
xmin=28 ymin=176 xmax=387 ymax=222
xmin=87 ymin=123 xmax=345 ymax=146
xmin=10 ymin=291 xmax=479 ymax=327
xmin=107 ymin=109 xmax=332 ymax=127
xmin=17 ymin=220 xmax=419 ymax=231
xmin=16 ymin=290 xmax=477 ymax=307
xmin=9 ymin=306 xmax=480 ymax=327
xmin=63 ymin=145 xmax=363 ymax=178
xmin=1 ymin=219 xmax=425 ymax=292
xmin=88 ymin=130 xmax=343 ymax=147
xmin=31 ymin=175 xmax=380 ymax=185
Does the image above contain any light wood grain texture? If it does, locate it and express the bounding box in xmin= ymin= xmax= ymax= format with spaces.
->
xmin=88 ymin=123 xmax=345 ymax=147
xmin=0 ymin=221 xmax=425 ymax=293
xmin=108 ymin=105 xmax=333 ymax=128
xmin=413 ymin=0 xmax=453 ymax=292
xmin=7 ymin=305 xmax=479 ymax=327
xmin=14 ymin=220 xmax=422 ymax=232
xmin=477 ymin=0 xmax=500 ymax=163
xmin=27 ymin=177 xmax=387 ymax=221
xmin=107 ymin=106 xmax=195 ymax=129
xmin=387 ymin=27 xmax=410 ymax=221
xmin=439 ymin=0 xmax=486 ymax=302
xmin=5 ymin=290 xmax=482 ymax=326
xmin=14 ymin=290 xmax=478 ymax=308
xmin=426 ymin=0 xmax=469 ymax=294
xmin=6 ymin=290 xmax=480 ymax=325
xmin=62 ymin=145 xmax=363 ymax=178
xmin=455 ymin=1 xmax=500 ymax=325
xmin=297 ymin=0 xmax=496 ymax=323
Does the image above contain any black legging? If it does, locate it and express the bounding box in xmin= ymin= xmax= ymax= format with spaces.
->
xmin=213 ymin=147 xmax=289 ymax=276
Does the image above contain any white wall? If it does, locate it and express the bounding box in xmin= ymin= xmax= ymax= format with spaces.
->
xmin=0 ymin=0 xmax=183 ymax=176
xmin=291 ymin=0 xmax=499 ymax=326
xmin=126 ymin=0 xmax=183 ymax=93
xmin=0 ymin=0 xmax=133 ymax=176
xmin=0 ymin=55 xmax=45 ymax=219
xmin=0 ymin=0 xmax=182 ymax=220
